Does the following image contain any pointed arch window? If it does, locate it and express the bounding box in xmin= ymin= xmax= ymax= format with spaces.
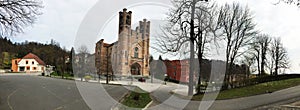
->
xmin=134 ymin=47 xmax=139 ymax=58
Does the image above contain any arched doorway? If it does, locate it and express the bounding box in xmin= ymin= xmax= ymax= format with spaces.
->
xmin=131 ymin=63 xmax=141 ymax=75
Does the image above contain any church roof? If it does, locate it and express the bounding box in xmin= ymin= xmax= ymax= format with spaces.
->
xmin=22 ymin=53 xmax=46 ymax=66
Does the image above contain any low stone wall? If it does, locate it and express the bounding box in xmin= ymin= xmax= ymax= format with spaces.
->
xmin=0 ymin=72 xmax=42 ymax=76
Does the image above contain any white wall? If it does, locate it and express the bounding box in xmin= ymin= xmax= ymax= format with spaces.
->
xmin=18 ymin=59 xmax=44 ymax=72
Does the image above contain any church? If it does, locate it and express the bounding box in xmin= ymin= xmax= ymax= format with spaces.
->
xmin=95 ymin=8 xmax=150 ymax=77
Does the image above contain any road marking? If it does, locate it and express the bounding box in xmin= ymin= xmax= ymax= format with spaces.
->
xmin=53 ymin=99 xmax=83 ymax=110
xmin=7 ymin=89 xmax=18 ymax=110
xmin=44 ymin=87 xmax=65 ymax=102
xmin=54 ymin=106 xmax=63 ymax=110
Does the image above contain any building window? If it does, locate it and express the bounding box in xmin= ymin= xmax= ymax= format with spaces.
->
xmin=19 ymin=67 xmax=25 ymax=71
xmin=174 ymin=72 xmax=176 ymax=79
xmin=26 ymin=60 xmax=28 ymax=64
xmin=26 ymin=66 xmax=30 ymax=70
xmin=32 ymin=61 xmax=34 ymax=65
xmin=126 ymin=15 xmax=130 ymax=25
xmin=33 ymin=67 xmax=36 ymax=70
xmin=134 ymin=47 xmax=139 ymax=58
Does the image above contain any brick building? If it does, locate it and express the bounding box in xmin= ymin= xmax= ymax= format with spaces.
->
xmin=154 ymin=59 xmax=249 ymax=83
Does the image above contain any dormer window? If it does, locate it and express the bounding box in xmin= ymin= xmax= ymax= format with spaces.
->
xmin=32 ymin=61 xmax=34 ymax=65
xmin=26 ymin=60 xmax=28 ymax=64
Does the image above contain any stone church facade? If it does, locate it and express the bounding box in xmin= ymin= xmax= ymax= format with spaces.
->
xmin=95 ymin=8 xmax=150 ymax=77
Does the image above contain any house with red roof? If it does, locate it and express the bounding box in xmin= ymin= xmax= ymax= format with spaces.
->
xmin=11 ymin=53 xmax=46 ymax=73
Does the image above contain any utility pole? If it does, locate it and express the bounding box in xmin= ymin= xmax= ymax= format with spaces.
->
xmin=188 ymin=0 xmax=196 ymax=96
xmin=188 ymin=0 xmax=208 ymax=96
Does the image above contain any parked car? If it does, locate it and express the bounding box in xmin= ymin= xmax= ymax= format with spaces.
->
xmin=138 ymin=77 xmax=146 ymax=82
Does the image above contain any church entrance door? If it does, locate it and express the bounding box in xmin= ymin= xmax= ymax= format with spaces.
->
xmin=131 ymin=63 xmax=141 ymax=75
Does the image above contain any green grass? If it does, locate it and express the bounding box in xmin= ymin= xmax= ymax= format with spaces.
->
xmin=121 ymin=87 xmax=152 ymax=109
xmin=192 ymin=78 xmax=300 ymax=100
xmin=49 ymin=72 xmax=74 ymax=80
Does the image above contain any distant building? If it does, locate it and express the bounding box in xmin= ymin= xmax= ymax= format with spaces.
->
xmin=11 ymin=53 xmax=46 ymax=73
xmin=152 ymin=59 xmax=249 ymax=83
xmin=95 ymin=8 xmax=150 ymax=77
xmin=163 ymin=60 xmax=197 ymax=83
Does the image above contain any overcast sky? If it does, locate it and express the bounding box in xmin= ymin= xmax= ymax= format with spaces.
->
xmin=9 ymin=0 xmax=300 ymax=73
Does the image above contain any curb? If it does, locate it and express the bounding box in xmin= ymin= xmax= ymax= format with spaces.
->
xmin=110 ymin=86 xmax=153 ymax=110
xmin=281 ymin=105 xmax=300 ymax=108
xmin=142 ymin=100 xmax=153 ymax=110
xmin=45 ymin=76 xmax=75 ymax=81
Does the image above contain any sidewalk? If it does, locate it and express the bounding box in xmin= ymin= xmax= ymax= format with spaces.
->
xmin=57 ymin=76 xmax=300 ymax=109
xmin=0 ymin=72 xmax=42 ymax=76
xmin=76 ymin=77 xmax=198 ymax=110
xmin=74 ymin=77 xmax=191 ymax=95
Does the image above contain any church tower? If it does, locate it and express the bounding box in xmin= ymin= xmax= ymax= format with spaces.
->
xmin=139 ymin=19 xmax=150 ymax=76
xmin=95 ymin=8 xmax=150 ymax=77
xmin=116 ymin=8 xmax=132 ymax=75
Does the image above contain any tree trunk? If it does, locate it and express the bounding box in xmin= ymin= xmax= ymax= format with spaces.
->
xmin=196 ymin=30 xmax=203 ymax=94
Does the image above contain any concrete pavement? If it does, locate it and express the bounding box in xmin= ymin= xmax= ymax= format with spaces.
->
xmin=0 ymin=75 xmax=129 ymax=110
xmin=82 ymin=77 xmax=300 ymax=110
xmin=5 ymin=74 xmax=300 ymax=110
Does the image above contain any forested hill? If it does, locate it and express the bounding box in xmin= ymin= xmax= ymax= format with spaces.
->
xmin=0 ymin=37 xmax=72 ymax=71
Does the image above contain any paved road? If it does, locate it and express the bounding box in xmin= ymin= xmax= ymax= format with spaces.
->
xmin=148 ymin=84 xmax=300 ymax=110
xmin=0 ymin=75 xmax=128 ymax=110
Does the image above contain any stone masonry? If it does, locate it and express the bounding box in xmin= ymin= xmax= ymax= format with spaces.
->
xmin=95 ymin=8 xmax=150 ymax=77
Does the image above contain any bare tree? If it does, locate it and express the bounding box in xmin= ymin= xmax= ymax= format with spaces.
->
xmin=218 ymin=3 xmax=257 ymax=89
xmin=259 ymin=35 xmax=270 ymax=76
xmin=155 ymin=0 xmax=220 ymax=95
xmin=275 ymin=0 xmax=300 ymax=6
xmin=75 ymin=45 xmax=89 ymax=81
xmin=241 ymin=53 xmax=255 ymax=78
xmin=270 ymin=37 xmax=289 ymax=75
xmin=0 ymin=0 xmax=43 ymax=36
xmin=250 ymin=34 xmax=271 ymax=76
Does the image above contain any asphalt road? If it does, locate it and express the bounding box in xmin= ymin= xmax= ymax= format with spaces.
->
xmin=0 ymin=75 xmax=128 ymax=110
xmin=149 ymin=83 xmax=300 ymax=110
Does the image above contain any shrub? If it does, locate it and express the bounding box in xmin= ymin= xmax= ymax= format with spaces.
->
xmin=84 ymin=75 xmax=92 ymax=81
xmin=50 ymin=72 xmax=60 ymax=76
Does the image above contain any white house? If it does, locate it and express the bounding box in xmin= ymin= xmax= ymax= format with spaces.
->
xmin=11 ymin=53 xmax=46 ymax=73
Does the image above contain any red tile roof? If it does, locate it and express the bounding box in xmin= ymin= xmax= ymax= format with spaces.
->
xmin=22 ymin=53 xmax=46 ymax=66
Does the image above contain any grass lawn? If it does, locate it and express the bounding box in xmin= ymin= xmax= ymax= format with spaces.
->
xmin=121 ymin=87 xmax=152 ymax=109
xmin=192 ymin=78 xmax=300 ymax=100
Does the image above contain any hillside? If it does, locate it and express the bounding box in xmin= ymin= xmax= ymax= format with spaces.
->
xmin=0 ymin=37 xmax=72 ymax=74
